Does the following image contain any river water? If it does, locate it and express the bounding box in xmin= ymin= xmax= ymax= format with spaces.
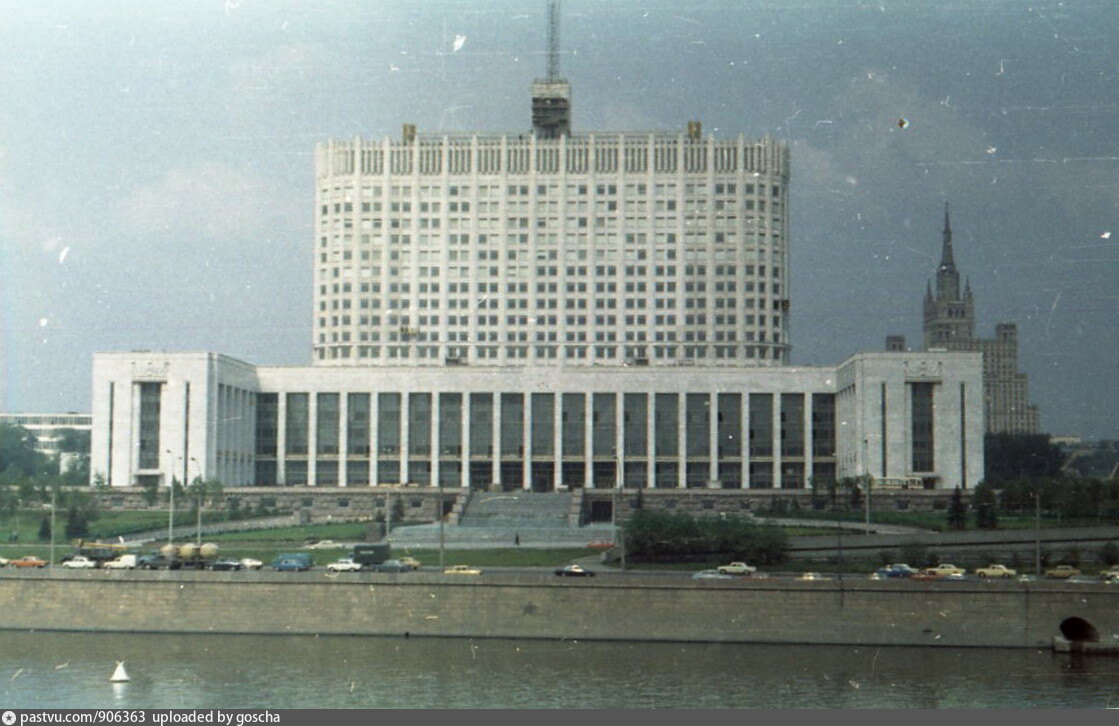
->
xmin=0 ymin=631 xmax=1115 ymax=709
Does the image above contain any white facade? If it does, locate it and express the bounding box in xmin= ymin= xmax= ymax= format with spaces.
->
xmin=90 ymin=350 xmax=983 ymax=492
xmin=313 ymin=131 xmax=790 ymax=368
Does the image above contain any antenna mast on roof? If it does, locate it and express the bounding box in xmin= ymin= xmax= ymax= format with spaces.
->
xmin=547 ymin=0 xmax=560 ymax=81
xmin=532 ymin=0 xmax=570 ymax=138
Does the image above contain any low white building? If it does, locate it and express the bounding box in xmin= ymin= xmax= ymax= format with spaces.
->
xmin=90 ymin=349 xmax=984 ymax=492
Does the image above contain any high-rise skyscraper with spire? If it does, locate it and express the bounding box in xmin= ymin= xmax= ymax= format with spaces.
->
xmin=891 ymin=205 xmax=1041 ymax=434
xmin=923 ymin=205 xmax=975 ymax=349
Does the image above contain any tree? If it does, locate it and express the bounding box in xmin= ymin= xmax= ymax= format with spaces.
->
xmin=141 ymin=477 xmax=161 ymax=507
xmin=973 ymin=482 xmax=999 ymax=529
xmin=0 ymin=423 xmax=52 ymax=482
xmin=1099 ymin=541 xmax=1119 ymax=568
xmin=37 ymin=514 xmax=51 ymax=542
xmin=64 ymin=506 xmax=90 ymax=540
xmin=947 ymin=487 xmax=967 ymax=530
xmin=984 ymin=433 xmax=1063 ymax=483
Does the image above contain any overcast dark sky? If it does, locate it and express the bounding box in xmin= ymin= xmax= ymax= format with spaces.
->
xmin=1 ymin=1 xmax=1116 ymax=438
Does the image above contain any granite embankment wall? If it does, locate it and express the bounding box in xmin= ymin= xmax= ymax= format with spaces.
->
xmin=2 ymin=571 xmax=1116 ymax=648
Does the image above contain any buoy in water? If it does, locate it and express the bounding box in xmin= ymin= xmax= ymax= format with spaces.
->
xmin=110 ymin=662 xmax=129 ymax=682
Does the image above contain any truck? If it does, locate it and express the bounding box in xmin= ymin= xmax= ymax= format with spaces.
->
xmin=137 ymin=543 xmax=220 ymax=570
xmin=62 ymin=541 xmax=131 ymax=566
xmin=716 ymin=562 xmax=758 ymax=575
xmin=351 ymin=544 xmax=392 ymax=570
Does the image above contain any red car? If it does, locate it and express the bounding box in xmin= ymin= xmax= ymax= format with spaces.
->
xmin=9 ymin=556 xmax=48 ymax=568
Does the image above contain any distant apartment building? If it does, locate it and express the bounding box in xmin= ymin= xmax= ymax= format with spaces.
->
xmin=888 ymin=206 xmax=1041 ymax=435
xmin=0 ymin=412 xmax=92 ymax=473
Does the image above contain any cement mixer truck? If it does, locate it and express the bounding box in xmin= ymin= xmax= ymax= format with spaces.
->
xmin=138 ymin=542 xmax=220 ymax=570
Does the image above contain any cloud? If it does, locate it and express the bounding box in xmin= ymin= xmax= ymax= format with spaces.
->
xmin=116 ymin=163 xmax=282 ymax=240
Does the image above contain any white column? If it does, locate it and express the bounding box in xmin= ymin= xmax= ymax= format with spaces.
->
xmin=584 ymin=392 xmax=594 ymax=488
xmin=400 ymin=393 xmax=410 ymax=484
xmin=615 ymin=393 xmax=625 ymax=490
xmin=276 ymin=394 xmax=287 ymax=486
xmin=461 ymin=392 xmax=471 ymax=489
xmin=741 ymin=392 xmax=750 ymax=489
xmin=676 ymin=393 xmax=686 ymax=489
xmin=646 ymin=393 xmax=656 ymax=489
xmin=772 ymin=393 xmax=782 ymax=489
xmin=522 ymin=394 xmax=531 ymax=491
xmin=431 ymin=392 xmax=440 ymax=489
xmin=492 ymin=392 xmax=502 ymax=488
xmin=708 ymin=392 xmax=718 ymax=486
xmin=369 ymin=392 xmax=379 ymax=486
xmin=553 ymin=393 xmax=563 ymax=491
xmin=804 ymin=394 xmax=814 ymax=487
xmin=308 ymin=392 xmax=318 ymax=487
xmin=339 ymin=392 xmax=349 ymax=487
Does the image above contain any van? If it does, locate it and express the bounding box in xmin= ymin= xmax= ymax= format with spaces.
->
xmin=102 ymin=554 xmax=138 ymax=570
xmin=271 ymin=553 xmax=313 ymax=571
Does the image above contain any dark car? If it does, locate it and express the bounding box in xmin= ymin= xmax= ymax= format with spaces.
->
xmin=555 ymin=564 xmax=595 ymax=577
xmin=209 ymin=559 xmax=244 ymax=571
xmin=375 ymin=559 xmax=411 ymax=573
xmin=875 ymin=564 xmax=918 ymax=579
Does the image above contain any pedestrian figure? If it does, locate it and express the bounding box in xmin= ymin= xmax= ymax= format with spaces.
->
xmin=514 ymin=533 xmax=520 ymax=546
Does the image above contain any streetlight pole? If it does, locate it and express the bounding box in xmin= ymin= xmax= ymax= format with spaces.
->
xmin=49 ymin=488 xmax=56 ymax=566
xmin=190 ymin=458 xmax=201 ymax=546
xmin=167 ymin=450 xmax=178 ymax=547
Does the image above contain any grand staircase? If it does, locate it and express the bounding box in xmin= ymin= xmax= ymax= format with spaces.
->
xmin=385 ymin=490 xmax=615 ymax=549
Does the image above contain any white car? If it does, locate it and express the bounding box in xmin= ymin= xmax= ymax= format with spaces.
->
xmin=326 ymin=558 xmax=363 ymax=572
xmin=61 ymin=556 xmax=97 ymax=569
xmin=305 ymin=540 xmax=341 ymax=550
xmin=102 ymin=555 xmax=138 ymax=569
xmin=239 ymin=557 xmax=264 ymax=570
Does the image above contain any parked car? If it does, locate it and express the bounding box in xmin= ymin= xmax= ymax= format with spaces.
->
xmin=10 ymin=556 xmax=47 ymax=568
xmin=1100 ymin=566 xmax=1119 ymax=580
xmin=875 ymin=564 xmax=918 ymax=578
xmin=920 ymin=564 xmax=966 ymax=577
xmin=102 ymin=555 xmax=138 ymax=570
xmin=375 ymin=559 xmax=411 ymax=573
xmin=555 ymin=564 xmax=595 ymax=577
xmin=975 ymin=564 xmax=1017 ymax=578
xmin=239 ymin=557 xmax=264 ymax=570
xmin=0 ymin=557 xmax=8 ymax=566
xmin=209 ymin=559 xmax=244 ymax=571
xmin=692 ymin=569 xmax=734 ymax=580
xmin=1045 ymin=565 xmax=1081 ymax=579
xmin=443 ymin=565 xmax=482 ymax=575
xmin=326 ymin=558 xmax=363 ymax=573
xmin=61 ymin=555 xmax=97 ymax=569
xmin=398 ymin=556 xmax=421 ymax=570
xmin=716 ymin=562 xmax=757 ymax=575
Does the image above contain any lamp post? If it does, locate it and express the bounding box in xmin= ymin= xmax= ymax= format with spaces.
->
xmin=49 ymin=488 xmax=56 ymax=566
xmin=190 ymin=457 xmax=201 ymax=546
xmin=166 ymin=450 xmax=178 ymax=547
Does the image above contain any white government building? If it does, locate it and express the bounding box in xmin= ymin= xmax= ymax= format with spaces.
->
xmin=90 ymin=50 xmax=985 ymax=494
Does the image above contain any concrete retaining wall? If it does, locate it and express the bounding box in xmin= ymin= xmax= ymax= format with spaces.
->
xmin=1 ymin=571 xmax=1115 ymax=648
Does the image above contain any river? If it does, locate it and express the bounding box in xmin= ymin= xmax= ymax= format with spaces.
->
xmin=0 ymin=632 xmax=1116 ymax=708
